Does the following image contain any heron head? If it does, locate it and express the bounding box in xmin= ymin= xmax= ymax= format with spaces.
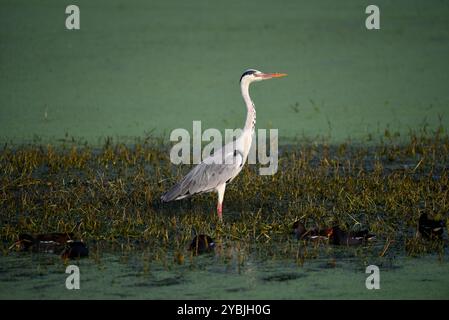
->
xmin=240 ymin=69 xmax=287 ymax=84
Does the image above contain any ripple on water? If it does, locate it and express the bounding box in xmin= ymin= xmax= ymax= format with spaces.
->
xmin=262 ymin=273 xmax=306 ymax=282
xmin=130 ymin=275 xmax=185 ymax=288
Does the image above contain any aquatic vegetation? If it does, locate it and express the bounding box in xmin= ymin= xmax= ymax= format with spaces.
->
xmin=0 ymin=129 xmax=448 ymax=267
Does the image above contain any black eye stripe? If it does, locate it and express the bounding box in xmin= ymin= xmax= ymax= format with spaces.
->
xmin=239 ymin=70 xmax=257 ymax=82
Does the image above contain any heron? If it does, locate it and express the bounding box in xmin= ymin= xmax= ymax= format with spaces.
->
xmin=161 ymin=69 xmax=287 ymax=221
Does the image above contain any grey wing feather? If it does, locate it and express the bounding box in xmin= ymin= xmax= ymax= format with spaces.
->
xmin=161 ymin=150 xmax=243 ymax=202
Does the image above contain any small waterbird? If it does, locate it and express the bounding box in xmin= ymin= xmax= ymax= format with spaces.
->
xmin=161 ymin=69 xmax=287 ymax=221
xmin=14 ymin=232 xmax=88 ymax=259
xmin=61 ymin=241 xmax=89 ymax=259
xmin=293 ymin=221 xmax=375 ymax=245
xmin=327 ymin=226 xmax=376 ymax=246
xmin=418 ymin=213 xmax=445 ymax=240
xmin=189 ymin=235 xmax=215 ymax=255
xmin=17 ymin=232 xmax=74 ymax=252
xmin=292 ymin=221 xmax=329 ymax=241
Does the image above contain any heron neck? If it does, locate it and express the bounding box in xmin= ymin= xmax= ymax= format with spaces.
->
xmin=241 ymin=81 xmax=256 ymax=133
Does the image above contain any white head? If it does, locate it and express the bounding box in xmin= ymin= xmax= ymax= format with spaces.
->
xmin=239 ymin=69 xmax=287 ymax=86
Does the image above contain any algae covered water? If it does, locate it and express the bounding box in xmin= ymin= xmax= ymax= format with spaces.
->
xmin=1 ymin=0 xmax=449 ymax=144
xmin=1 ymin=244 xmax=448 ymax=299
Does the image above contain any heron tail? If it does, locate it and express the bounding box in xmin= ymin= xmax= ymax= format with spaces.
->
xmin=161 ymin=182 xmax=189 ymax=202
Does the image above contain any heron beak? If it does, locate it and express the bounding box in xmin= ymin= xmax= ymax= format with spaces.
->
xmin=259 ymin=73 xmax=288 ymax=79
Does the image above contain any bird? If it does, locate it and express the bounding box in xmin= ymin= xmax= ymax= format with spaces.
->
xmin=292 ymin=221 xmax=375 ymax=245
xmin=14 ymin=232 xmax=88 ymax=259
xmin=161 ymin=69 xmax=287 ymax=221
xmin=16 ymin=232 xmax=74 ymax=252
xmin=61 ymin=241 xmax=89 ymax=259
xmin=189 ymin=235 xmax=215 ymax=255
xmin=292 ymin=221 xmax=329 ymax=241
xmin=327 ymin=226 xmax=375 ymax=246
xmin=418 ymin=213 xmax=444 ymax=240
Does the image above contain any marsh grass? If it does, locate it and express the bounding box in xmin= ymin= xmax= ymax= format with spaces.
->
xmin=1 ymin=128 xmax=448 ymax=267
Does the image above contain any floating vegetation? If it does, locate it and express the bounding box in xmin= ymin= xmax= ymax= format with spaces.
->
xmin=0 ymin=128 xmax=448 ymax=267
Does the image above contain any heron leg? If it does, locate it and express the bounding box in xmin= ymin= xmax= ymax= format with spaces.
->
xmin=217 ymin=202 xmax=223 ymax=221
xmin=216 ymin=184 xmax=226 ymax=222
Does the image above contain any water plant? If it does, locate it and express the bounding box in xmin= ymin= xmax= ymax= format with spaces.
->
xmin=1 ymin=128 xmax=448 ymax=265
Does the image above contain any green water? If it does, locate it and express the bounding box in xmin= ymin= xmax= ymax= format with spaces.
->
xmin=1 ymin=245 xmax=448 ymax=299
xmin=1 ymin=0 xmax=449 ymax=144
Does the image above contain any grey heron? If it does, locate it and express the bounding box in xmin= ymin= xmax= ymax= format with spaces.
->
xmin=161 ymin=69 xmax=287 ymax=221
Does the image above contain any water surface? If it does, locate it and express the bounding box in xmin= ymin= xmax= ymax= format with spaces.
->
xmin=1 ymin=243 xmax=448 ymax=299
xmin=1 ymin=0 xmax=449 ymax=144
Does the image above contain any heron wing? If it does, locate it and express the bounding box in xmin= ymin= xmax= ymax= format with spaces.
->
xmin=161 ymin=149 xmax=244 ymax=202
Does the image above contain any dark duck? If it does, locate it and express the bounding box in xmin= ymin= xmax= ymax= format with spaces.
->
xmin=327 ymin=226 xmax=375 ymax=245
xmin=292 ymin=221 xmax=328 ymax=241
xmin=418 ymin=213 xmax=445 ymax=240
xmin=61 ymin=241 xmax=89 ymax=259
xmin=15 ymin=232 xmax=88 ymax=259
xmin=293 ymin=221 xmax=375 ymax=245
xmin=189 ymin=235 xmax=215 ymax=255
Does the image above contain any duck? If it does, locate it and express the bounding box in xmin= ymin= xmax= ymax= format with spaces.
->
xmin=327 ymin=226 xmax=375 ymax=246
xmin=61 ymin=241 xmax=89 ymax=259
xmin=292 ymin=221 xmax=329 ymax=241
xmin=15 ymin=232 xmax=88 ymax=258
xmin=17 ymin=232 xmax=74 ymax=253
xmin=189 ymin=235 xmax=215 ymax=255
xmin=292 ymin=221 xmax=375 ymax=245
xmin=418 ymin=213 xmax=444 ymax=240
